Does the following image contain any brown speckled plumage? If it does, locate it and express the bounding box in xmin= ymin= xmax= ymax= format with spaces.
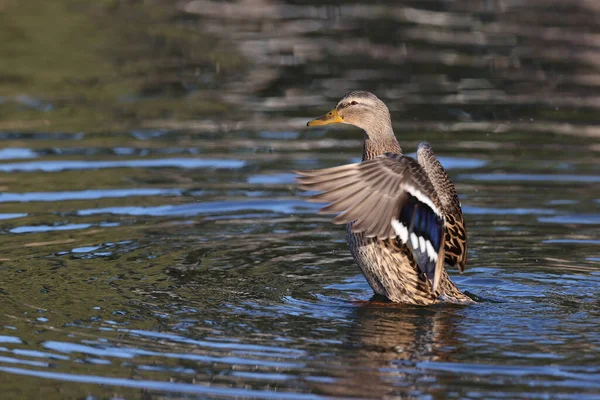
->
xmin=296 ymin=91 xmax=473 ymax=305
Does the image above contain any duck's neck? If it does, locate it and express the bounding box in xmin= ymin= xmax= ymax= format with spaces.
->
xmin=362 ymin=128 xmax=402 ymax=161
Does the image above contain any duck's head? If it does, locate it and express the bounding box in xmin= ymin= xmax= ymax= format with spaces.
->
xmin=307 ymin=91 xmax=392 ymax=138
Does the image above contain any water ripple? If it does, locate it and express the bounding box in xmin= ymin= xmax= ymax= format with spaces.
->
xmin=77 ymin=199 xmax=316 ymax=217
xmin=10 ymin=223 xmax=93 ymax=234
xmin=0 ymin=213 xmax=27 ymax=220
xmin=539 ymin=215 xmax=600 ymax=225
xmin=0 ymin=148 xmax=37 ymax=160
xmin=0 ymin=367 xmax=326 ymax=399
xmin=459 ymin=173 xmax=600 ymax=183
xmin=0 ymin=158 xmax=246 ymax=172
xmin=0 ymin=188 xmax=183 ymax=203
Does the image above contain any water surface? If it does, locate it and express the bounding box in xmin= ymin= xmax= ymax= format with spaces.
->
xmin=0 ymin=0 xmax=599 ymax=398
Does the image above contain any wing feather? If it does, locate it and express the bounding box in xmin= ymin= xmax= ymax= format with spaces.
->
xmin=417 ymin=143 xmax=468 ymax=272
xmin=296 ymin=153 xmax=448 ymax=291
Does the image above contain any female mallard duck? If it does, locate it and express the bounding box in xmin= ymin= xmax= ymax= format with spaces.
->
xmin=295 ymin=91 xmax=473 ymax=305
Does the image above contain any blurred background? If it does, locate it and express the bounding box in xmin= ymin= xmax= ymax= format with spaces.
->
xmin=0 ymin=0 xmax=599 ymax=398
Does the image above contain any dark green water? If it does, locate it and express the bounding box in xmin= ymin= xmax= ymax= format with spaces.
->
xmin=0 ymin=0 xmax=599 ymax=398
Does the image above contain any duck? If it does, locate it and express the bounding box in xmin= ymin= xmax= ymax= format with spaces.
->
xmin=295 ymin=91 xmax=473 ymax=305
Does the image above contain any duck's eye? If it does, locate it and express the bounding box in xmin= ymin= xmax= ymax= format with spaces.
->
xmin=350 ymin=101 xmax=358 ymax=106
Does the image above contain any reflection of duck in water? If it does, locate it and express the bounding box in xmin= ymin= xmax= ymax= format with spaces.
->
xmin=308 ymin=304 xmax=464 ymax=399
xmin=296 ymin=91 xmax=473 ymax=305
xmin=350 ymin=303 xmax=464 ymax=362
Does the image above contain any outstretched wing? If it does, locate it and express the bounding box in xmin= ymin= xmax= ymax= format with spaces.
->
xmin=294 ymin=153 xmax=446 ymax=292
xmin=417 ymin=143 xmax=467 ymax=271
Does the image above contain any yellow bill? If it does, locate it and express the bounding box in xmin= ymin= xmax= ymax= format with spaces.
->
xmin=307 ymin=108 xmax=342 ymax=126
